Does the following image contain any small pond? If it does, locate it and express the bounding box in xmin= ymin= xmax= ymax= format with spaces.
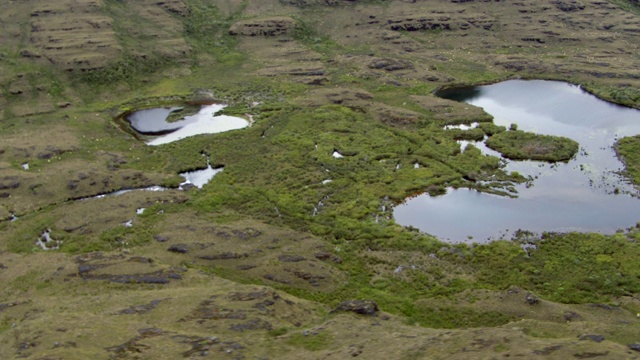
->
xmin=126 ymin=104 xmax=249 ymax=146
xmin=394 ymin=80 xmax=640 ymax=242
xmin=179 ymin=159 xmax=224 ymax=189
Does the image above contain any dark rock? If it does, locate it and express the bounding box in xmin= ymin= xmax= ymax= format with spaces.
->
xmin=386 ymin=15 xmax=453 ymax=32
xmin=199 ymin=252 xmax=248 ymax=260
xmin=229 ymin=16 xmax=296 ymax=36
xmin=233 ymin=228 xmax=262 ymax=239
xmin=236 ymin=264 xmax=257 ymax=270
xmin=563 ymin=311 xmax=582 ymax=321
xmin=525 ymin=292 xmax=540 ymax=305
xmin=367 ymin=58 xmax=414 ymax=71
xmin=177 ymin=336 xmax=222 ymax=358
xmin=573 ymin=351 xmax=609 ymax=359
xmin=314 ymin=251 xmax=332 ymax=261
xmin=229 ymin=319 xmax=273 ymax=332
xmin=552 ymin=0 xmax=585 ymax=12
xmin=286 ymin=67 xmax=326 ymax=76
xmin=533 ymin=345 xmax=563 ymax=355
xmin=0 ymin=180 xmax=20 ymax=190
xmin=316 ymin=251 xmax=344 ymax=264
xmin=588 ymin=303 xmax=617 ymax=311
xmin=67 ymin=180 xmax=78 ymax=190
xmin=229 ymin=290 xmax=276 ymax=301
xmin=332 ymin=300 xmax=379 ymax=316
xmin=0 ymin=301 xmax=23 ymax=312
xmin=263 ymin=274 xmax=291 ymax=284
xmin=19 ymin=49 xmax=41 ymax=58
xmin=109 ymin=275 xmax=171 ymax=284
xmin=579 ymin=335 xmax=605 ymax=343
xmin=116 ymin=300 xmax=163 ymax=315
xmin=278 ymin=254 xmax=306 ymax=262
xmin=289 ymin=270 xmax=325 ymax=284
xmin=629 ymin=344 xmax=640 ymax=352
xmin=75 ymin=252 xmax=106 ymax=263
xmin=167 ymin=244 xmax=189 ymax=254
xmin=83 ymin=268 xmax=181 ymax=284
xmin=78 ymin=264 xmax=99 ymax=275
xmin=37 ymin=146 xmax=64 ymax=159
xmin=154 ymin=235 xmax=169 ymax=242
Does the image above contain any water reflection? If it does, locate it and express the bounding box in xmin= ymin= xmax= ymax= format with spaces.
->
xmin=395 ymin=80 xmax=640 ymax=242
xmin=126 ymin=104 xmax=250 ymax=146
xmin=179 ymin=162 xmax=223 ymax=189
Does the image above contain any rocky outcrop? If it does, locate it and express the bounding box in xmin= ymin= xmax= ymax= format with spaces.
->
xmin=25 ymin=0 xmax=191 ymax=71
xmin=552 ymin=1 xmax=585 ymax=12
xmin=154 ymin=0 xmax=189 ymax=16
xmin=331 ymin=300 xmax=379 ymax=315
xmin=229 ymin=17 xmax=296 ymax=36
xmin=382 ymin=12 xmax=496 ymax=32
xmin=28 ymin=0 xmax=121 ymax=71
xmin=368 ymin=57 xmax=414 ymax=72
xmin=525 ymin=292 xmax=540 ymax=305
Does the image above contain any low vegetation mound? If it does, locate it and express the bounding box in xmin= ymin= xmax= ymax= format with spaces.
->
xmin=486 ymin=130 xmax=579 ymax=162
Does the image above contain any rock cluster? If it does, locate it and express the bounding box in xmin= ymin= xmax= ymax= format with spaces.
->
xmin=229 ymin=17 xmax=297 ymax=36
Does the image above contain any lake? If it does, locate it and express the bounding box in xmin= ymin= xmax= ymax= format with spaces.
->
xmin=393 ymin=80 xmax=640 ymax=242
xmin=126 ymin=104 xmax=249 ymax=146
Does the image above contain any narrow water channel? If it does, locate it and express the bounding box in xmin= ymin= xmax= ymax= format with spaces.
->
xmin=394 ymin=80 xmax=640 ymax=242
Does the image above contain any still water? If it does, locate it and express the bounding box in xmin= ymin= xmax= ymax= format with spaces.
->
xmin=126 ymin=104 xmax=249 ymax=146
xmin=394 ymin=80 xmax=640 ymax=242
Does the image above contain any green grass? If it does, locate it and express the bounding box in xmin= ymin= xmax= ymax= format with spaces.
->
xmin=486 ymin=130 xmax=579 ymax=162
xmin=460 ymin=232 xmax=640 ymax=304
xmin=616 ymin=135 xmax=640 ymax=185
xmin=1 ymin=1 xmax=640 ymax=349
xmin=286 ymin=331 xmax=333 ymax=351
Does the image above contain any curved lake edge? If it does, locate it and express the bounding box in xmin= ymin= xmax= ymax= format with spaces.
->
xmin=111 ymin=91 xmax=258 ymax=143
xmin=433 ymin=77 xmax=640 ymax=190
xmin=394 ymin=78 xmax=640 ymax=242
xmin=114 ymin=100 xmax=251 ymax=141
xmin=434 ymin=76 xmax=640 ymax=111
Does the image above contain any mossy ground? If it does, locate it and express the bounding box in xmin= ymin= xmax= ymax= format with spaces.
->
xmin=1 ymin=0 xmax=640 ymax=358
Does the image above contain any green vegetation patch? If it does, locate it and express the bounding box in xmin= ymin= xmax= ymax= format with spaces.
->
xmin=486 ymin=130 xmax=579 ymax=162
xmin=461 ymin=232 xmax=640 ymax=304
xmin=286 ymin=331 xmax=333 ymax=351
xmin=615 ymin=135 xmax=640 ymax=186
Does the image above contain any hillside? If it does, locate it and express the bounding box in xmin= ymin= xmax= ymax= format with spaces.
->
xmin=1 ymin=0 xmax=640 ymax=358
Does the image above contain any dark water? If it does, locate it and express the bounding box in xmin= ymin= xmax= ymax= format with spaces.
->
xmin=126 ymin=104 xmax=249 ymax=145
xmin=127 ymin=107 xmax=186 ymax=135
xmin=394 ymin=80 xmax=640 ymax=242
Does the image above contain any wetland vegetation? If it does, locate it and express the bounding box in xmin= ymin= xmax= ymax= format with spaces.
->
xmin=1 ymin=0 xmax=640 ymax=358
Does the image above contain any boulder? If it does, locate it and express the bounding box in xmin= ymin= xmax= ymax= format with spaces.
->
xmin=331 ymin=300 xmax=379 ymax=315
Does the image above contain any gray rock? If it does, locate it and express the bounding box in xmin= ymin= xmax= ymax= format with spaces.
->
xmin=278 ymin=254 xmax=306 ymax=262
xmin=167 ymin=244 xmax=189 ymax=254
xmin=332 ymin=300 xmax=379 ymax=316
xmin=579 ymin=334 xmax=605 ymax=343
xmin=525 ymin=292 xmax=540 ymax=305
